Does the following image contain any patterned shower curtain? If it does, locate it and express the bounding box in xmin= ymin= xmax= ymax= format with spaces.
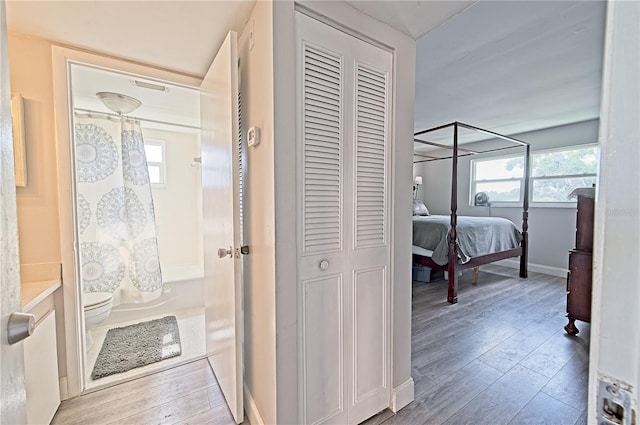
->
xmin=74 ymin=114 xmax=163 ymax=305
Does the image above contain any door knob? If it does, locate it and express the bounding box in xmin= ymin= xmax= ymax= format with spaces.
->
xmin=319 ymin=260 xmax=329 ymax=271
xmin=217 ymin=247 xmax=233 ymax=258
xmin=7 ymin=312 xmax=35 ymax=345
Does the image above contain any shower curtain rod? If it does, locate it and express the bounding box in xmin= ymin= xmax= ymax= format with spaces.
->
xmin=74 ymin=108 xmax=201 ymax=131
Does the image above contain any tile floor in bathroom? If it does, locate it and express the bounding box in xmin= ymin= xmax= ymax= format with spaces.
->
xmin=84 ymin=307 xmax=205 ymax=390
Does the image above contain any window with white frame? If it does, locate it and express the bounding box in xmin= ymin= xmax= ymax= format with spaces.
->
xmin=144 ymin=140 xmax=166 ymax=185
xmin=471 ymin=155 xmax=525 ymax=204
xmin=470 ymin=144 xmax=598 ymax=206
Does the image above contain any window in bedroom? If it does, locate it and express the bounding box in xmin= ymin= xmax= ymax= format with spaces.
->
xmin=470 ymin=144 xmax=598 ymax=206
xmin=144 ymin=139 xmax=166 ymax=185
xmin=470 ymin=155 xmax=525 ymax=204
xmin=530 ymin=145 xmax=598 ymax=203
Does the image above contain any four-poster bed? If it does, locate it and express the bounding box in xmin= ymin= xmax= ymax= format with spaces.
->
xmin=412 ymin=122 xmax=530 ymax=304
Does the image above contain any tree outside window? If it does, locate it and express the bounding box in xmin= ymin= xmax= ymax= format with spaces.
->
xmin=471 ymin=144 xmax=597 ymax=206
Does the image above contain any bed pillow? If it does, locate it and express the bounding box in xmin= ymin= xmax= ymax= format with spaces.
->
xmin=413 ymin=200 xmax=430 ymax=216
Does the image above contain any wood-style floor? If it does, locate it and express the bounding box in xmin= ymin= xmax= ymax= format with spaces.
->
xmin=382 ymin=264 xmax=590 ymax=425
xmin=52 ymin=265 xmax=587 ymax=425
xmin=52 ymin=359 xmax=246 ymax=425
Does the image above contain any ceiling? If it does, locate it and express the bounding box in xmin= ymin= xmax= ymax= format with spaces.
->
xmin=412 ymin=1 xmax=606 ymax=147
xmin=70 ymin=64 xmax=200 ymax=131
xmin=343 ymin=0 xmax=476 ymax=39
xmin=6 ymin=0 xmax=256 ymax=77
xmin=6 ymin=1 xmax=606 ymax=144
xmin=5 ymin=0 xmax=476 ymax=128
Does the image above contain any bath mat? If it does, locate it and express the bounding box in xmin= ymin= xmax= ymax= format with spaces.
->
xmin=91 ymin=316 xmax=182 ymax=380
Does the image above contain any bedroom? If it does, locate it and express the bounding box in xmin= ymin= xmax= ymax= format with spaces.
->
xmin=391 ymin=1 xmax=606 ymax=424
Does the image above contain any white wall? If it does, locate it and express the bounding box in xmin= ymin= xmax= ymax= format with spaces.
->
xmin=589 ymin=0 xmax=639 ymax=422
xmin=415 ymin=119 xmax=600 ymax=272
xmin=143 ymin=127 xmax=203 ymax=280
xmin=273 ymin=1 xmax=416 ymax=422
xmin=238 ymin=2 xmax=278 ymax=424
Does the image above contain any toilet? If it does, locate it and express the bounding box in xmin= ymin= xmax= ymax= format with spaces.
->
xmin=83 ymin=291 xmax=113 ymax=350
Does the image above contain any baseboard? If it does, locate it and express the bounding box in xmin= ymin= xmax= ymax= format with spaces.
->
xmin=59 ymin=376 xmax=69 ymax=400
xmin=391 ymin=377 xmax=414 ymax=413
xmin=244 ymin=381 xmax=266 ymax=425
xmin=494 ymin=259 xmax=568 ymax=278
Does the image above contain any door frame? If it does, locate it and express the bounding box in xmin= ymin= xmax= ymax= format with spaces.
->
xmin=587 ymin=0 xmax=640 ymax=421
xmin=51 ymin=46 xmax=201 ymax=398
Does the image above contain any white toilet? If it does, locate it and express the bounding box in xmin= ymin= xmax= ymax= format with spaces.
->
xmin=83 ymin=292 xmax=114 ymax=350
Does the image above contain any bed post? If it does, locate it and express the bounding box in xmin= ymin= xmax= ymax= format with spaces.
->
xmin=448 ymin=122 xmax=459 ymax=303
xmin=520 ymin=144 xmax=530 ymax=278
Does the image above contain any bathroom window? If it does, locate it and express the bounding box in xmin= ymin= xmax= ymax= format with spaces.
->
xmin=144 ymin=140 xmax=166 ymax=185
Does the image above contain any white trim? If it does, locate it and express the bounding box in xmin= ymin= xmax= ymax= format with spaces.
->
xmin=58 ymin=376 xmax=68 ymax=401
xmin=494 ymin=259 xmax=568 ymax=278
xmin=589 ymin=2 xmax=640 ymax=423
xmin=243 ymin=382 xmax=265 ymax=425
xmin=390 ymin=377 xmax=414 ymax=413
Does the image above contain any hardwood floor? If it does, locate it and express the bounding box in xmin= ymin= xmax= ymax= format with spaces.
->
xmin=52 ymin=359 xmax=247 ymax=425
xmin=383 ymin=264 xmax=589 ymax=425
xmin=52 ymin=266 xmax=587 ymax=425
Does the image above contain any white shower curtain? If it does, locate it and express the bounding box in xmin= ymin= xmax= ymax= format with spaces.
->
xmin=74 ymin=114 xmax=163 ymax=305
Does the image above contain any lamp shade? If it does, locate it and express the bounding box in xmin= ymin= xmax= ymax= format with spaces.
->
xmin=414 ymin=176 xmax=423 ymax=185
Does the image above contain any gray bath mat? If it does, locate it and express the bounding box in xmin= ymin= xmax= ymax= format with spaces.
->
xmin=91 ymin=316 xmax=182 ymax=380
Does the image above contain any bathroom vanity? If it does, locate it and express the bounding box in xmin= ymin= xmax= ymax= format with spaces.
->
xmin=21 ymin=263 xmax=62 ymax=425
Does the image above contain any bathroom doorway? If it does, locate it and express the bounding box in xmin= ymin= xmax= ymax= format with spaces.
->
xmin=69 ymin=63 xmax=206 ymax=390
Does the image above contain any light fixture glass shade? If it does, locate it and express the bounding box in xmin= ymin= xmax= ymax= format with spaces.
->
xmin=414 ymin=176 xmax=423 ymax=185
xmin=96 ymin=92 xmax=142 ymax=115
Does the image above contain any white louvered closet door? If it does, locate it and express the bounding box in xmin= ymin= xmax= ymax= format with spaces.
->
xmin=296 ymin=12 xmax=393 ymax=425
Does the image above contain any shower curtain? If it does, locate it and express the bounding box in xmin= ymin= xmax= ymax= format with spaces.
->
xmin=74 ymin=114 xmax=163 ymax=305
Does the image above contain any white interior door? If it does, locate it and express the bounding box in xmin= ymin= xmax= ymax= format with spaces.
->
xmin=0 ymin=2 xmax=27 ymax=423
xmin=200 ymin=31 xmax=243 ymax=424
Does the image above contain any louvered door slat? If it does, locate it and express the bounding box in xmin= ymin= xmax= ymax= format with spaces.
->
xmin=358 ymin=97 xmax=386 ymax=109
xmin=305 ymin=104 xmax=340 ymax=118
xmin=358 ymin=127 xmax=385 ymax=137
xmin=355 ymin=64 xmax=387 ymax=248
xmin=303 ymin=43 xmax=343 ymax=254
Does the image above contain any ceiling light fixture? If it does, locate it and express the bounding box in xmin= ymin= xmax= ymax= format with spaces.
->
xmin=131 ymin=80 xmax=169 ymax=92
xmin=96 ymin=92 xmax=142 ymax=115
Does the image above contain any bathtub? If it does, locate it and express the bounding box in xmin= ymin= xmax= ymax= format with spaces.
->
xmin=102 ymin=265 xmax=204 ymax=325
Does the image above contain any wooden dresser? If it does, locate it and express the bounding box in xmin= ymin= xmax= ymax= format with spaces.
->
xmin=565 ymin=190 xmax=595 ymax=335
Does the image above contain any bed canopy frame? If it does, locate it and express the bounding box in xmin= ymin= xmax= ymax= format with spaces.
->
xmin=413 ymin=122 xmax=531 ymax=303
